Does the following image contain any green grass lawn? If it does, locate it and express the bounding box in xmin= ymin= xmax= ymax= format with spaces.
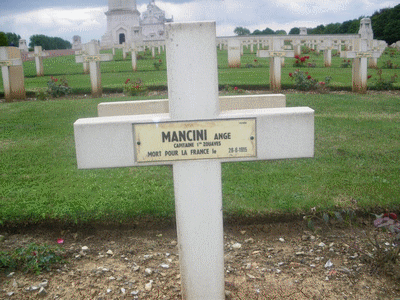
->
xmin=0 ymin=47 xmax=399 ymax=96
xmin=1 ymin=92 xmax=399 ymax=226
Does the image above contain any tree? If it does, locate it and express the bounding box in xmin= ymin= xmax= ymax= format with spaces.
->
xmin=0 ymin=32 xmax=8 ymax=46
xmin=29 ymin=34 xmax=72 ymax=50
xmin=289 ymin=27 xmax=300 ymax=35
xmin=371 ymin=4 xmax=400 ymax=44
xmin=5 ymin=32 xmax=21 ymax=46
xmin=275 ymin=30 xmax=287 ymax=35
xmin=234 ymin=27 xmax=250 ymax=36
xmin=324 ymin=23 xmax=341 ymax=34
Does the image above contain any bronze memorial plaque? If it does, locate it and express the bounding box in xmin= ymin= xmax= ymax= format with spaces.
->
xmin=134 ymin=118 xmax=256 ymax=163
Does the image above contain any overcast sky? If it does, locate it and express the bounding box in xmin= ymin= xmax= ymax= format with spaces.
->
xmin=0 ymin=0 xmax=398 ymax=44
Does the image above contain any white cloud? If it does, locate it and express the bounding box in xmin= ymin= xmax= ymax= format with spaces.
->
xmin=0 ymin=7 xmax=108 ymax=42
xmin=0 ymin=0 xmax=397 ymax=43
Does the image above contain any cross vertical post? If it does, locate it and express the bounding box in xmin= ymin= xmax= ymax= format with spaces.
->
xmin=227 ymin=39 xmax=241 ymax=68
xmin=129 ymin=42 xmax=138 ymax=71
xmin=165 ymin=21 xmax=224 ymax=299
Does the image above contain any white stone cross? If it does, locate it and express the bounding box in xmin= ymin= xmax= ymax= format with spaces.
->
xmin=127 ymin=41 xmax=139 ymax=71
xmin=97 ymin=94 xmax=287 ymax=117
xmin=227 ymin=39 xmax=241 ymax=68
xmin=0 ymin=46 xmax=26 ymax=102
xmin=340 ymin=39 xmax=381 ymax=93
xmin=75 ymin=44 xmax=89 ymax=74
xmin=319 ymin=39 xmax=334 ymax=67
xmin=74 ymin=21 xmax=314 ymax=300
xmin=28 ymin=46 xmax=48 ymax=76
xmin=75 ymin=41 xmax=113 ymax=97
xmin=256 ymin=38 xmax=295 ymax=91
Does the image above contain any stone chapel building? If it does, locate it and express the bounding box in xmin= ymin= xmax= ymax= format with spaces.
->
xmin=100 ymin=0 xmax=173 ymax=48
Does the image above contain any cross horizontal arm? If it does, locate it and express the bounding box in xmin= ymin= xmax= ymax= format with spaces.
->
xmin=0 ymin=58 xmax=22 ymax=67
xmin=257 ymin=50 xmax=295 ymax=58
xmin=97 ymin=94 xmax=286 ymax=117
xmin=74 ymin=107 xmax=314 ymax=169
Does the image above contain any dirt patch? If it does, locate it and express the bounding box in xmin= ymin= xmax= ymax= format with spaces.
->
xmin=1 ymin=220 xmax=399 ymax=299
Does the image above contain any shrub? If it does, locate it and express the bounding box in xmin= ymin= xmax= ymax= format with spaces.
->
xmin=35 ymin=88 xmax=49 ymax=101
xmin=123 ymin=78 xmax=147 ymax=96
xmin=341 ymin=59 xmax=352 ymax=68
xmin=293 ymin=55 xmax=310 ymax=67
xmin=47 ymin=76 xmax=72 ymax=98
xmin=373 ymin=69 xmax=398 ymax=90
xmin=223 ymin=85 xmax=245 ymax=94
xmin=289 ymin=70 xmax=331 ymax=92
xmin=0 ymin=243 xmax=66 ymax=274
xmin=382 ymin=60 xmax=399 ymax=69
xmin=153 ymin=59 xmax=163 ymax=70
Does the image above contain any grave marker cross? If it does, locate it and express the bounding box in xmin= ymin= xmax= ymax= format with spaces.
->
xmin=257 ymin=38 xmax=295 ymax=91
xmin=28 ymin=46 xmax=48 ymax=76
xmin=340 ymin=39 xmax=381 ymax=93
xmin=75 ymin=42 xmax=113 ymax=97
xmin=0 ymin=47 xmax=26 ymax=102
xmin=74 ymin=21 xmax=314 ymax=300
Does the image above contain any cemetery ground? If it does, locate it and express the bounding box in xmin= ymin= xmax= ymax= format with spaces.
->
xmin=1 ymin=48 xmax=400 ymax=299
xmin=1 ymin=90 xmax=399 ymax=299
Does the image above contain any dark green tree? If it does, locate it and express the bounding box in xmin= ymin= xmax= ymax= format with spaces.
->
xmin=275 ymin=30 xmax=287 ymax=35
xmin=371 ymin=4 xmax=400 ymax=44
xmin=5 ymin=32 xmax=21 ymax=46
xmin=324 ymin=23 xmax=341 ymax=34
xmin=257 ymin=27 xmax=275 ymax=35
xmin=29 ymin=35 xmax=71 ymax=50
xmin=0 ymin=32 xmax=8 ymax=46
xmin=289 ymin=27 xmax=300 ymax=35
xmin=234 ymin=27 xmax=251 ymax=36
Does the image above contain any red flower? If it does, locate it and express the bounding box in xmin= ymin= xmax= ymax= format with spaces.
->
xmin=348 ymin=60 xmax=350 ymax=63
xmin=234 ymin=87 xmax=238 ymax=91
xmin=296 ymin=60 xmax=299 ymax=64
xmin=125 ymin=78 xmax=130 ymax=84
xmin=254 ymin=59 xmax=258 ymax=62
xmin=307 ymin=75 xmax=312 ymax=79
xmin=57 ymin=238 xmax=64 ymax=244
xmin=294 ymin=55 xmax=300 ymax=59
xmin=300 ymin=57 xmax=306 ymax=62
xmin=305 ymin=72 xmax=308 ymax=75
xmin=389 ymin=213 xmax=397 ymax=220
xmin=319 ymin=81 xmax=325 ymax=85
xmin=159 ymin=59 xmax=162 ymax=63
xmin=135 ymin=85 xmax=140 ymax=89
xmin=54 ymin=78 xmax=58 ymax=82
xmin=289 ymin=73 xmax=293 ymax=77
xmin=32 ymin=251 xmax=37 ymax=256
xmin=306 ymin=56 xmax=310 ymax=59
xmin=367 ymin=75 xmax=372 ymax=79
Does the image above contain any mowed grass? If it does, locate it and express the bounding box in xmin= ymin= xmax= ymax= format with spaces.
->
xmin=0 ymin=46 xmax=399 ymax=95
xmin=1 ymin=93 xmax=399 ymax=225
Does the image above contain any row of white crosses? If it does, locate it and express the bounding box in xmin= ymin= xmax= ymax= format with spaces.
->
xmin=74 ymin=21 xmax=314 ymax=300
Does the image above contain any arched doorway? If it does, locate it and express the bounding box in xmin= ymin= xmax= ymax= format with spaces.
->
xmin=119 ymin=33 xmax=125 ymax=44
